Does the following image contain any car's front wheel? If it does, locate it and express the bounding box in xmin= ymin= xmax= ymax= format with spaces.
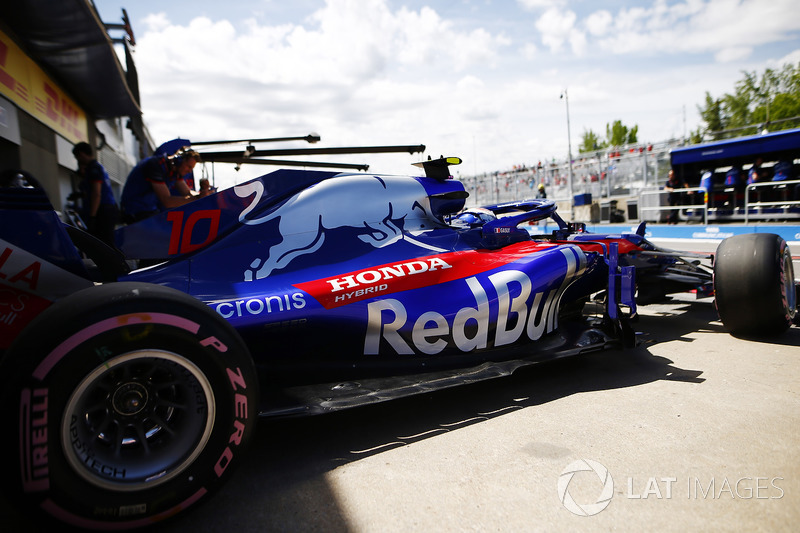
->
xmin=0 ymin=282 xmax=258 ymax=530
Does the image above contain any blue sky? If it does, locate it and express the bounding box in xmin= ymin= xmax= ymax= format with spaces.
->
xmin=93 ymin=0 xmax=800 ymax=187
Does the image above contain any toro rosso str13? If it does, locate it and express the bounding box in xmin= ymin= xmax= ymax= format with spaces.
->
xmin=0 ymin=157 xmax=797 ymax=530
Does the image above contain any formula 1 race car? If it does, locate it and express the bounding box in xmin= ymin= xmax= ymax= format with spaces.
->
xmin=0 ymin=157 xmax=797 ymax=530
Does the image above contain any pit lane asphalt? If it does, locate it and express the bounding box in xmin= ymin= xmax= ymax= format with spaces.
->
xmin=3 ymin=289 xmax=799 ymax=532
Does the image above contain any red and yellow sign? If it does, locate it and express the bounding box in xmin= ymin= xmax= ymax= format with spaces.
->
xmin=0 ymin=29 xmax=88 ymax=144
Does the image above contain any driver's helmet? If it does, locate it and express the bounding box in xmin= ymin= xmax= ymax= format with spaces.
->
xmin=450 ymin=207 xmax=496 ymax=228
xmin=0 ymin=169 xmax=38 ymax=188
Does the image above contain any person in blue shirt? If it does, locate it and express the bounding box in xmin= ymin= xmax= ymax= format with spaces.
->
xmin=747 ymin=157 xmax=765 ymax=185
xmin=699 ymin=170 xmax=713 ymax=206
xmin=771 ymin=159 xmax=798 ymax=202
xmin=121 ymin=148 xmax=209 ymax=223
xmin=725 ymin=166 xmax=744 ymax=189
xmin=72 ymin=142 xmax=120 ymax=247
xmin=724 ymin=165 xmax=745 ymax=207
xmin=771 ymin=160 xmax=793 ymax=181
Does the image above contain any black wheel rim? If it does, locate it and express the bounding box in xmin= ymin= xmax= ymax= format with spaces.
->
xmin=61 ymin=350 xmax=215 ymax=491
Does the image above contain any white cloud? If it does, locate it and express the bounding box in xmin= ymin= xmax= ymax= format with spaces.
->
xmin=584 ymin=10 xmax=612 ymax=37
xmin=454 ymin=75 xmax=502 ymax=121
xmin=768 ymin=48 xmax=800 ymax=68
xmin=535 ymin=7 xmax=582 ymax=53
xmin=132 ymin=0 xmax=514 ymax=185
xmin=120 ymin=0 xmax=800 ymax=188
xmin=577 ymin=0 xmax=800 ymax=61
xmin=517 ymin=0 xmax=565 ymax=10
xmin=568 ymin=27 xmax=588 ymax=56
xmin=521 ymin=42 xmax=538 ymax=59
xmin=715 ymin=46 xmax=753 ymax=63
xmin=142 ymin=12 xmax=171 ymax=32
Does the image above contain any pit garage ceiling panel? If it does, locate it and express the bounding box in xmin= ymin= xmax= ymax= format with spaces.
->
xmin=1 ymin=0 xmax=141 ymax=118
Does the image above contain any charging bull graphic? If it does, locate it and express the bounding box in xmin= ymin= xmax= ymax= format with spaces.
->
xmin=235 ymin=175 xmax=447 ymax=281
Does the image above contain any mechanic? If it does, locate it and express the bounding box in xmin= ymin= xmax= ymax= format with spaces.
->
xmin=747 ymin=157 xmax=765 ymax=185
xmin=72 ymin=142 xmax=120 ymax=247
xmin=771 ymin=159 xmax=799 ymax=201
xmin=724 ymin=165 xmax=746 ymax=207
xmin=199 ymin=177 xmax=216 ymax=194
xmin=664 ymin=169 xmax=688 ymax=223
xmin=699 ymin=170 xmax=714 ymax=207
xmin=120 ymin=148 xmax=209 ymax=223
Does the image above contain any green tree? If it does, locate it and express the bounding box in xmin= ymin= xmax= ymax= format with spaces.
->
xmin=606 ymin=120 xmax=638 ymax=146
xmin=694 ymin=63 xmax=800 ymax=141
xmin=698 ymin=93 xmax=724 ymax=140
xmin=689 ymin=126 xmax=705 ymax=144
xmin=578 ymin=129 xmax=605 ymax=153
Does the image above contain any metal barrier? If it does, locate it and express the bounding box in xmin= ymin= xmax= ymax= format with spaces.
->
xmin=639 ymin=187 xmax=708 ymax=225
xmin=462 ymin=140 xmax=678 ymax=208
xmin=743 ymin=180 xmax=800 ymax=223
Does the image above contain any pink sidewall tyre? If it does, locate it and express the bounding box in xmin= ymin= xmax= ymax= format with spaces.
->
xmin=0 ymin=282 xmax=259 ymax=530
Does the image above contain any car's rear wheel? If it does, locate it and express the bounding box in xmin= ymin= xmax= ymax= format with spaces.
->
xmin=714 ymin=233 xmax=796 ymax=336
xmin=0 ymin=282 xmax=258 ymax=530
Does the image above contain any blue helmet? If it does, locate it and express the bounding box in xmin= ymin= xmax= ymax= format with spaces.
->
xmin=450 ymin=208 xmax=496 ymax=228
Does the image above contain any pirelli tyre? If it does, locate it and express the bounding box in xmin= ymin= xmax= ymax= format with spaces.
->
xmin=714 ymin=233 xmax=797 ymax=336
xmin=0 ymin=282 xmax=258 ymax=530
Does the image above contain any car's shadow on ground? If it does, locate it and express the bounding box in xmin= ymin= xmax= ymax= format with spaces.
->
xmin=141 ymin=356 xmax=699 ymax=533
xmin=6 ymin=296 xmax=797 ymax=532
xmin=145 ymin=297 xmax=719 ymax=532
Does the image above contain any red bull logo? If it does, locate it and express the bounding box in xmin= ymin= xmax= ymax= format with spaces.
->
xmin=235 ymin=175 xmax=447 ymax=280
xmin=364 ymin=246 xmax=586 ymax=355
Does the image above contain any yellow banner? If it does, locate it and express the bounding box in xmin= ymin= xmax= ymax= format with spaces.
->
xmin=0 ymin=29 xmax=88 ymax=144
